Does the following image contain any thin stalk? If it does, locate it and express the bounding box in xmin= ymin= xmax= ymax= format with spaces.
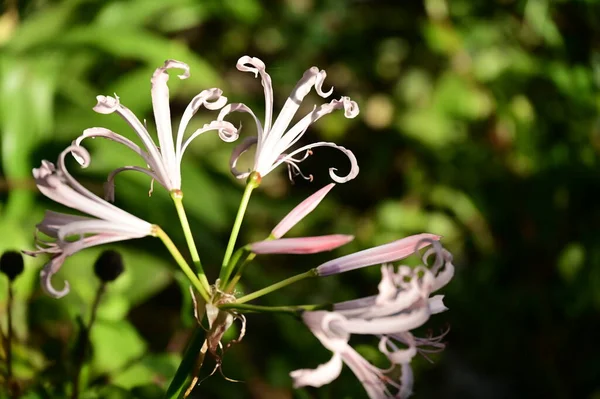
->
xmin=6 ymin=283 xmax=14 ymax=395
xmin=171 ymin=191 xmax=207 ymax=282
xmin=225 ymin=252 xmax=255 ymax=293
xmin=155 ymin=226 xmax=210 ymax=301
xmin=219 ymin=173 xmax=261 ymax=286
xmin=219 ymin=302 xmax=330 ymax=314
xmin=72 ymin=283 xmax=105 ymax=399
xmin=236 ymin=269 xmax=318 ymax=304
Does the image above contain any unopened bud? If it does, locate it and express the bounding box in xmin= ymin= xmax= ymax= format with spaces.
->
xmin=93 ymin=250 xmax=124 ymax=282
xmin=0 ymin=251 xmax=24 ymax=281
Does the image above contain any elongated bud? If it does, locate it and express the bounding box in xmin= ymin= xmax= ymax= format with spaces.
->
xmin=250 ymin=234 xmax=354 ymax=255
xmin=94 ymin=250 xmax=125 ymax=282
xmin=316 ymin=233 xmax=440 ymax=276
xmin=0 ymin=251 xmax=24 ymax=281
xmin=272 ymin=183 xmax=335 ymax=239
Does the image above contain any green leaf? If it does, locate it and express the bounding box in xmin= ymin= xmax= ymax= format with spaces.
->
xmin=90 ymin=319 xmax=147 ymax=375
xmin=164 ymin=327 xmax=206 ymax=399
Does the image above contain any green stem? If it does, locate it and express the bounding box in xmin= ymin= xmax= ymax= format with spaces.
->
xmin=236 ymin=269 xmax=318 ymax=304
xmin=219 ymin=302 xmax=330 ymax=314
xmin=171 ymin=191 xmax=207 ymax=283
xmin=155 ymin=226 xmax=210 ymax=302
xmin=225 ymin=252 xmax=255 ymax=293
xmin=219 ymin=172 xmax=261 ymax=286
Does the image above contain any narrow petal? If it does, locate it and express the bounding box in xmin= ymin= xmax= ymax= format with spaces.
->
xmin=229 ymin=137 xmax=258 ymax=180
xmin=340 ymin=304 xmax=431 ymax=335
xmin=334 ymin=295 xmax=377 ymax=314
xmin=249 ymin=235 xmax=353 ymax=255
xmin=74 ymin=128 xmax=155 ymax=169
xmin=175 ymin=88 xmax=229 ymax=172
xmin=237 ymin=56 xmax=274 ymax=133
xmin=290 ymin=353 xmax=343 ymax=388
xmin=56 ymin=219 xmax=148 ymax=241
xmin=40 ymin=253 xmax=70 ymax=298
xmin=93 ymin=95 xmax=170 ymax=186
xmin=40 ymin=233 xmax=128 ymax=298
xmin=218 ymin=103 xmax=264 ymax=138
xmin=272 ymin=183 xmax=335 ymax=238
xmin=269 ymin=66 xmax=330 ymax=141
xmin=34 ymin=147 xmax=153 ymax=233
xmin=37 ymin=211 xmax=93 ymax=237
xmin=274 ymin=142 xmax=359 ymax=184
xmin=274 ymin=97 xmax=359 ymax=156
xmin=316 ymin=233 xmax=441 ymax=276
xmin=151 ymin=60 xmax=189 ymax=177
xmin=178 ymin=120 xmax=238 ymax=163
xmin=341 ymin=348 xmax=395 ymax=399
xmin=104 ymin=166 xmax=162 ymax=202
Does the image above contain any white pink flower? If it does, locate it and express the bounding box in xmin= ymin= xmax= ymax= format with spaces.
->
xmin=221 ymin=56 xmax=359 ymax=183
xmin=75 ymin=60 xmax=236 ymax=199
xmin=291 ymin=240 xmax=455 ymax=398
xmin=25 ymin=146 xmax=154 ymax=298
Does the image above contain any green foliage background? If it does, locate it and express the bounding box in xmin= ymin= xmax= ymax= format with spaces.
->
xmin=0 ymin=0 xmax=599 ymax=398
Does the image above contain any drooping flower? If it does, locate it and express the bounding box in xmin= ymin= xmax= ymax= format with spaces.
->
xmin=24 ymin=146 xmax=154 ymax=298
xmin=75 ymin=60 xmax=237 ymax=199
xmin=290 ymin=240 xmax=454 ymax=398
xmin=221 ymin=56 xmax=359 ymax=183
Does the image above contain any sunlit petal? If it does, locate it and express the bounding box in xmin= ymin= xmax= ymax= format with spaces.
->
xmin=272 ymin=183 xmax=335 ymax=238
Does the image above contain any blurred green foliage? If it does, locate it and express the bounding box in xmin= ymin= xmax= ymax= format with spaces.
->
xmin=0 ymin=0 xmax=599 ymax=398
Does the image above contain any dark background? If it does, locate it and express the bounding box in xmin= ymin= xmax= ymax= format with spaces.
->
xmin=0 ymin=0 xmax=599 ymax=398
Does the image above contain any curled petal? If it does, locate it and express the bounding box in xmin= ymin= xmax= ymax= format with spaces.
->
xmin=40 ymin=233 xmax=129 ymax=298
xmin=249 ymin=235 xmax=353 ymax=255
xmin=314 ymin=69 xmax=333 ymax=98
xmin=175 ymin=88 xmax=229 ymax=172
xmin=428 ymin=295 xmax=448 ymax=314
xmin=104 ymin=166 xmax=162 ymax=202
xmin=229 ymin=137 xmax=258 ymax=180
xmin=275 ymin=142 xmax=359 ymax=184
xmin=41 ymin=254 xmax=70 ymax=298
xmin=237 ymin=56 xmax=274 ymax=132
xmin=340 ymin=96 xmax=359 ymax=118
xmin=272 ymin=183 xmax=335 ymax=238
xmin=151 ymin=60 xmax=186 ymax=178
xmin=378 ymin=335 xmax=417 ymax=365
xmin=290 ymin=353 xmax=343 ymax=388
xmin=92 ymin=95 xmax=169 ymax=186
xmin=269 ymin=67 xmax=326 ymax=139
xmin=218 ymin=103 xmax=264 ymax=137
xmin=316 ymin=233 xmax=440 ymax=276
xmin=74 ymin=128 xmax=156 ymax=173
xmin=178 ymin=120 xmax=239 ymax=163
xmin=93 ymin=95 xmax=121 ymax=114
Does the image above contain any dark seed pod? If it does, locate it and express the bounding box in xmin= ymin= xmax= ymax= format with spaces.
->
xmin=93 ymin=250 xmax=125 ymax=282
xmin=0 ymin=251 xmax=25 ymax=281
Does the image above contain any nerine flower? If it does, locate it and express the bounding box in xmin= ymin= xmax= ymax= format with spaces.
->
xmin=25 ymin=146 xmax=154 ymax=298
xmin=221 ymin=56 xmax=359 ymax=183
xmin=291 ymin=241 xmax=454 ymax=398
xmin=75 ymin=60 xmax=237 ymax=199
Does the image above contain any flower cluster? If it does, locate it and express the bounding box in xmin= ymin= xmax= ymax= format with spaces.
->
xmin=291 ymin=241 xmax=454 ymax=398
xmin=25 ymin=56 xmax=454 ymax=397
